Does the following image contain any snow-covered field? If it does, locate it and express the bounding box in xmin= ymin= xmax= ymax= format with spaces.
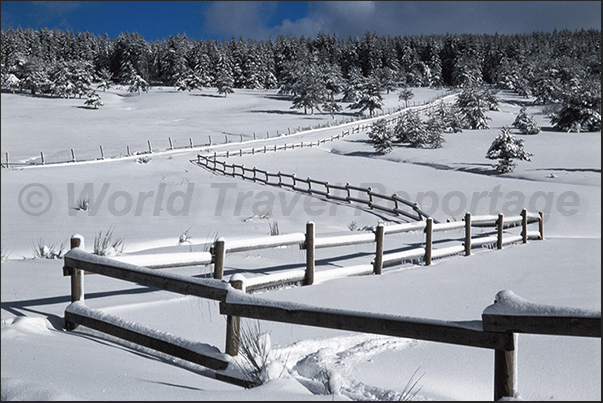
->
xmin=1 ymin=87 xmax=600 ymax=401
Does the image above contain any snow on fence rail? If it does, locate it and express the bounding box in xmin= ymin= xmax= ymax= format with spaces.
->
xmin=61 ymin=236 xmax=600 ymax=400
xmin=87 ymin=209 xmax=544 ymax=293
xmin=1 ymin=89 xmax=457 ymax=169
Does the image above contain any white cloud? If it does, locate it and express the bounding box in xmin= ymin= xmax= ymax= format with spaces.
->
xmin=203 ymin=1 xmax=277 ymax=39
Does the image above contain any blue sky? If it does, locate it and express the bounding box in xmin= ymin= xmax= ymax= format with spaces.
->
xmin=1 ymin=1 xmax=600 ymax=41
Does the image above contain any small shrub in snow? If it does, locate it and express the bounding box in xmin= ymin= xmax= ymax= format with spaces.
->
xmin=136 ymin=155 xmax=152 ymax=164
xmin=269 ymin=220 xmax=280 ymax=236
xmin=486 ymin=127 xmax=533 ymax=174
xmin=74 ymin=197 xmax=90 ymax=211
xmin=234 ymin=321 xmax=276 ymax=387
xmin=1 ymin=245 xmax=12 ymax=262
xmin=32 ymin=240 xmax=66 ymax=259
xmin=512 ymin=107 xmax=541 ymax=134
xmin=398 ymin=367 xmax=425 ymax=401
xmin=178 ymin=228 xmax=192 ymax=245
xmin=93 ymin=227 xmax=125 ymax=256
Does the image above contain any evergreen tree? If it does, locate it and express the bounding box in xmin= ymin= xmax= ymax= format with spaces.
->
xmin=289 ymin=61 xmax=326 ymax=114
xmin=341 ymin=66 xmax=365 ymax=102
xmin=216 ymin=69 xmax=234 ymax=97
xmin=512 ymin=107 xmax=541 ymax=134
xmin=486 ymin=127 xmax=532 ymax=173
xmin=427 ymin=101 xmax=463 ymax=133
xmin=394 ymin=110 xmax=428 ymax=147
xmin=398 ymin=87 xmax=414 ymax=108
xmin=348 ymin=76 xmax=383 ymax=117
xmin=549 ymin=77 xmax=601 ymax=132
xmin=84 ymin=91 xmax=103 ymax=108
xmin=455 ymin=86 xmax=492 ymax=129
xmin=425 ymin=117 xmax=445 ymax=148
xmin=320 ymin=63 xmax=344 ymax=118
xmin=368 ymin=119 xmax=393 ymax=155
xmin=4 ymin=73 xmax=21 ymax=93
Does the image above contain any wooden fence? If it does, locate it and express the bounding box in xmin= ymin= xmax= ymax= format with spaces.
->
xmin=61 ymin=235 xmax=600 ymax=400
xmin=1 ymin=90 xmax=454 ymax=169
xmin=195 ymin=150 xmax=432 ymax=223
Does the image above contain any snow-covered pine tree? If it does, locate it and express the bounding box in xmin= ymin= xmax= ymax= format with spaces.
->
xmin=84 ymin=91 xmax=103 ymax=109
xmin=455 ymin=86 xmax=491 ymax=129
xmin=398 ymin=87 xmax=414 ymax=108
xmin=512 ymin=107 xmax=541 ymax=134
xmin=427 ymin=101 xmax=463 ymax=133
xmin=425 ymin=117 xmax=445 ymax=149
xmin=320 ymin=63 xmax=344 ymax=118
xmin=175 ymin=70 xmax=203 ymax=92
xmin=4 ymin=73 xmax=20 ymax=93
xmin=289 ymin=62 xmax=326 ymax=115
xmin=368 ymin=119 xmax=393 ymax=155
xmin=341 ymin=66 xmax=365 ymax=103
xmin=348 ymin=76 xmax=383 ymax=117
xmin=549 ymin=77 xmax=601 ymax=132
xmin=216 ymin=69 xmax=234 ymax=97
xmin=486 ymin=126 xmax=533 ymax=173
xmin=394 ymin=109 xmax=428 ymax=147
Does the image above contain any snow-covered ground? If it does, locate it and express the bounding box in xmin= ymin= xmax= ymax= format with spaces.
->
xmin=1 ymin=87 xmax=600 ymax=401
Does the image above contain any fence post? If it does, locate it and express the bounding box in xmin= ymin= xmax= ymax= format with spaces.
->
xmin=147 ymin=140 xmax=152 ymax=153
xmin=521 ymin=209 xmax=528 ymax=243
xmin=424 ymin=217 xmax=433 ymax=265
xmin=538 ymin=211 xmax=544 ymax=240
xmin=127 ymin=145 xmax=131 ymax=156
xmin=168 ymin=137 xmax=174 ymax=150
xmin=99 ymin=145 xmax=104 ymax=160
xmin=5 ymin=152 xmax=8 ymax=168
xmin=225 ymin=274 xmax=245 ymax=356
xmin=209 ymin=135 xmax=212 ymax=145
xmin=40 ymin=151 xmax=45 ymax=165
xmin=71 ymin=148 xmax=76 ymax=162
xmin=464 ymin=212 xmax=472 ymax=256
xmin=374 ymin=223 xmax=385 ymax=275
xmin=497 ymin=213 xmax=504 ymax=249
xmin=494 ymin=334 xmax=517 ymax=400
xmin=304 ymin=222 xmax=315 ymax=286
xmin=64 ymin=235 xmax=85 ymax=330
xmin=189 ymin=137 xmax=194 ymax=148
xmin=212 ymin=238 xmax=226 ymax=280
xmin=68 ymin=234 xmax=85 ymax=305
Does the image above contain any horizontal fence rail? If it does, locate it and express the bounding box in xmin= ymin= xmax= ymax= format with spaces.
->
xmin=59 ymin=228 xmax=598 ymax=400
xmin=195 ymin=154 xmax=430 ymax=223
xmin=104 ymin=209 xmax=544 ymax=293
xmin=219 ymin=285 xmax=600 ymax=401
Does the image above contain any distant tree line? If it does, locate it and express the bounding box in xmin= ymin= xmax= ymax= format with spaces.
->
xmin=1 ymin=27 xmax=600 ymax=130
